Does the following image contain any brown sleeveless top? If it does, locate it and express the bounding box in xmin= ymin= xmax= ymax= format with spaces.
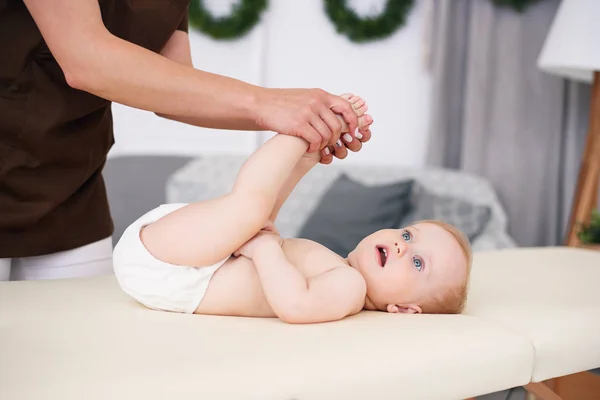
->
xmin=0 ymin=0 xmax=190 ymax=257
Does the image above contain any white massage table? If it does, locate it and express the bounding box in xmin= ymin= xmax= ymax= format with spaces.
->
xmin=1 ymin=247 xmax=599 ymax=399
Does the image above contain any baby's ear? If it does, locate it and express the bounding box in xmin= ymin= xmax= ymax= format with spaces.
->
xmin=387 ymin=304 xmax=422 ymax=314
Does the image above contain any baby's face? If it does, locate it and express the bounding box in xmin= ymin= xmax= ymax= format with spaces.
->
xmin=347 ymin=222 xmax=467 ymax=313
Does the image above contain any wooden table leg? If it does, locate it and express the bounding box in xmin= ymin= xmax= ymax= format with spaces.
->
xmin=551 ymin=372 xmax=600 ymax=399
xmin=565 ymin=71 xmax=600 ymax=246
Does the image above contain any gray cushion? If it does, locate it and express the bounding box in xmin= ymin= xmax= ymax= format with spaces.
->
xmin=398 ymin=183 xmax=492 ymax=241
xmin=297 ymin=174 xmax=414 ymax=257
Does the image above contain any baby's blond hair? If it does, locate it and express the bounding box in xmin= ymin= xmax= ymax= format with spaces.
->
xmin=411 ymin=220 xmax=472 ymax=314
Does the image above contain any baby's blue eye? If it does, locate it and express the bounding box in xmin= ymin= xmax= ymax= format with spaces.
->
xmin=413 ymin=256 xmax=423 ymax=271
xmin=402 ymin=230 xmax=412 ymax=242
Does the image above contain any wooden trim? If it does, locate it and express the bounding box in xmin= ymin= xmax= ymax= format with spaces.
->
xmin=525 ymin=382 xmax=564 ymax=400
xmin=552 ymin=371 xmax=600 ymax=399
xmin=566 ymin=71 xmax=600 ymax=246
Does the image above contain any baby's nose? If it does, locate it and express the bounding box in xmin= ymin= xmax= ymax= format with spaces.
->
xmin=393 ymin=242 xmax=403 ymax=255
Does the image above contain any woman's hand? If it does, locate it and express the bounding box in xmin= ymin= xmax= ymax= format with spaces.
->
xmin=319 ymin=93 xmax=373 ymax=165
xmin=299 ymin=93 xmax=374 ymax=165
xmin=255 ymin=88 xmax=360 ymax=154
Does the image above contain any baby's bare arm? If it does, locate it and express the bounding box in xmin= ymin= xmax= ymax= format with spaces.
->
xmin=250 ymin=237 xmax=366 ymax=324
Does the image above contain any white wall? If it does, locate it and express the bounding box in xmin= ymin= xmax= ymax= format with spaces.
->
xmin=109 ymin=0 xmax=432 ymax=167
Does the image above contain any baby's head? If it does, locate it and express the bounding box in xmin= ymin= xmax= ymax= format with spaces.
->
xmin=347 ymin=220 xmax=471 ymax=314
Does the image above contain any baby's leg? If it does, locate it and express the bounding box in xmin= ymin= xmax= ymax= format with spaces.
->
xmin=141 ymin=134 xmax=310 ymax=268
xmin=141 ymin=94 xmax=371 ymax=268
xmin=269 ymin=95 xmax=371 ymax=220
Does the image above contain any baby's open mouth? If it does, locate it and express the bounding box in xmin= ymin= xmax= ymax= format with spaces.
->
xmin=377 ymin=246 xmax=388 ymax=267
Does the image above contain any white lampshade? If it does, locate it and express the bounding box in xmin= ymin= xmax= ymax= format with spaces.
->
xmin=537 ymin=0 xmax=600 ymax=83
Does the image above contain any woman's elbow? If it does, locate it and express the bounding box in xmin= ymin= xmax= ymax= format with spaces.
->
xmin=62 ymin=35 xmax=113 ymax=93
xmin=64 ymin=68 xmax=88 ymax=91
xmin=63 ymin=59 xmax=111 ymax=93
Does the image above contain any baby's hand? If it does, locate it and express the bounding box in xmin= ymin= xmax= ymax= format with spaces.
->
xmin=233 ymin=221 xmax=282 ymax=259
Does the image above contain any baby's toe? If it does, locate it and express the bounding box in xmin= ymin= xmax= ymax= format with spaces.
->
xmin=357 ymin=114 xmax=373 ymax=130
xmin=354 ymin=102 xmax=368 ymax=117
xmin=350 ymin=97 xmax=368 ymax=114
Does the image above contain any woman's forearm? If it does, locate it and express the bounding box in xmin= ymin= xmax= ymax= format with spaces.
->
xmin=24 ymin=0 xmax=360 ymax=149
xmin=68 ymin=32 xmax=263 ymax=131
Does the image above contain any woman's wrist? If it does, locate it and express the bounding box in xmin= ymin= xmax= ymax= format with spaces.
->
xmin=247 ymin=86 xmax=272 ymax=130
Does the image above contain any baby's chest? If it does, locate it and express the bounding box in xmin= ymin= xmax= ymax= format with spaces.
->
xmin=282 ymin=238 xmax=345 ymax=277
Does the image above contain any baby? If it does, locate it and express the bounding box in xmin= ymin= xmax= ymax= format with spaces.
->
xmin=113 ymin=94 xmax=472 ymax=323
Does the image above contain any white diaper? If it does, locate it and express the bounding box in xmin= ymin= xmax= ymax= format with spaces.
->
xmin=113 ymin=203 xmax=229 ymax=314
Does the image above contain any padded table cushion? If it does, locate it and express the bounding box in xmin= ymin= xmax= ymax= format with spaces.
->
xmin=2 ymin=247 xmax=598 ymax=399
xmin=0 ymin=276 xmax=532 ymax=400
xmin=464 ymin=247 xmax=600 ymax=382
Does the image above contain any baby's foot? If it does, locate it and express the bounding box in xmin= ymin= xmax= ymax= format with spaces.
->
xmin=329 ymin=93 xmax=373 ymax=158
xmin=339 ymin=93 xmax=373 ymax=138
xmin=304 ymin=93 xmax=373 ymax=163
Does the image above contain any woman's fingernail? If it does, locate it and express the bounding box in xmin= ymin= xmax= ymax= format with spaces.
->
xmin=324 ymin=147 xmax=330 ymax=155
xmin=355 ymin=131 xmax=363 ymax=140
xmin=343 ymin=133 xmax=353 ymax=142
xmin=335 ymin=140 xmax=342 ymax=148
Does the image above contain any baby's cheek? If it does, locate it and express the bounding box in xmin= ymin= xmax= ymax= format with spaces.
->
xmin=398 ymin=268 xmax=419 ymax=290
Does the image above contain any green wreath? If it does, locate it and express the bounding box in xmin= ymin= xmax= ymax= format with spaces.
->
xmin=188 ymin=0 xmax=268 ymax=40
xmin=491 ymin=0 xmax=543 ymax=12
xmin=324 ymin=0 xmax=415 ymax=43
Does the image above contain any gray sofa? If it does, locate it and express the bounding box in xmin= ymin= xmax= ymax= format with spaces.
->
xmin=166 ymin=155 xmax=517 ymax=252
xmin=104 ymin=155 xmax=193 ymax=244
